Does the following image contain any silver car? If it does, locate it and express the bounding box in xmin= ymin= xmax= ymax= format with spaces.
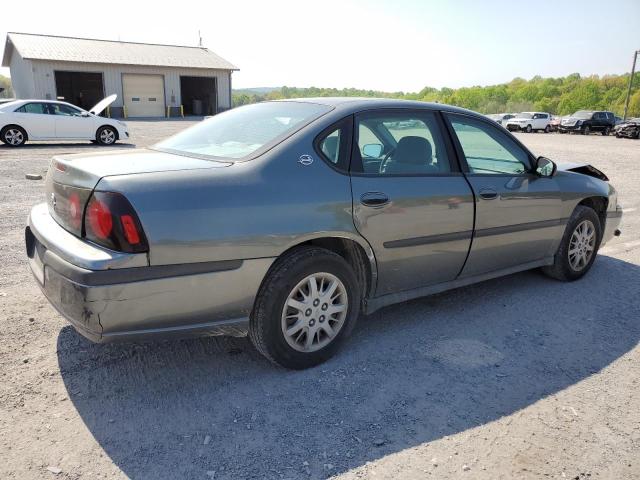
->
xmin=26 ymin=98 xmax=623 ymax=369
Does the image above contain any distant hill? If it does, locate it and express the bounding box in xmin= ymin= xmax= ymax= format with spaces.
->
xmin=232 ymin=74 xmax=640 ymax=116
xmin=233 ymin=87 xmax=280 ymax=95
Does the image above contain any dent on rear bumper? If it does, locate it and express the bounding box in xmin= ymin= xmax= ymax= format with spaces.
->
xmin=33 ymin=253 xmax=274 ymax=342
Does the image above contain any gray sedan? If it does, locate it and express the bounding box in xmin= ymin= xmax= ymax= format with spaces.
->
xmin=26 ymin=98 xmax=623 ymax=369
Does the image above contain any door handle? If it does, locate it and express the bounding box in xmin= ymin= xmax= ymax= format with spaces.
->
xmin=360 ymin=192 xmax=390 ymax=207
xmin=479 ymin=188 xmax=498 ymax=200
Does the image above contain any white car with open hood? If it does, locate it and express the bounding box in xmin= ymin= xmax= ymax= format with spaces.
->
xmin=0 ymin=94 xmax=128 ymax=147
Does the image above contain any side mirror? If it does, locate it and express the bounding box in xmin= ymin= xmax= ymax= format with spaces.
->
xmin=535 ymin=156 xmax=556 ymax=177
xmin=80 ymin=111 xmax=91 ymax=117
xmin=362 ymin=143 xmax=383 ymax=158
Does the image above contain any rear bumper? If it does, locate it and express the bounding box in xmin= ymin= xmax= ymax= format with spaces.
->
xmin=27 ymin=204 xmax=273 ymax=343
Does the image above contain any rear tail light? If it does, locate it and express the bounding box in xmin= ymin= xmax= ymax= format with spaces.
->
xmin=84 ymin=192 xmax=148 ymax=253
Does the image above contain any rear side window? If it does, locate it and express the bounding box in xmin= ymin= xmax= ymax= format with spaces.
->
xmin=315 ymin=117 xmax=352 ymax=171
xmin=15 ymin=103 xmax=48 ymax=114
xmin=447 ymin=114 xmax=531 ymax=175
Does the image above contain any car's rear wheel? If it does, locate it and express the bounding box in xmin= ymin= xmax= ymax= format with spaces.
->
xmin=602 ymin=127 xmax=610 ymax=136
xmin=525 ymin=124 xmax=533 ymax=133
xmin=96 ymin=126 xmax=117 ymax=145
xmin=249 ymin=246 xmax=360 ymax=369
xmin=582 ymin=125 xmax=591 ymax=135
xmin=542 ymin=205 xmax=601 ymax=282
xmin=1 ymin=125 xmax=27 ymax=147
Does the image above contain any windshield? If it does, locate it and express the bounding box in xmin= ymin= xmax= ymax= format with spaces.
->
xmin=517 ymin=112 xmax=533 ymax=119
xmin=153 ymin=102 xmax=331 ymax=160
xmin=572 ymin=111 xmax=593 ymax=119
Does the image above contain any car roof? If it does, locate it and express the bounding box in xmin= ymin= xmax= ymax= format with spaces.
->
xmin=274 ymin=96 xmax=485 ymax=117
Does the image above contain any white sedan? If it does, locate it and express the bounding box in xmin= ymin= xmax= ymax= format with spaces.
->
xmin=0 ymin=94 xmax=128 ymax=147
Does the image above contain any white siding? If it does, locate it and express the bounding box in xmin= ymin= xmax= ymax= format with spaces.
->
xmin=28 ymin=60 xmax=232 ymax=110
xmin=9 ymin=52 xmax=35 ymax=98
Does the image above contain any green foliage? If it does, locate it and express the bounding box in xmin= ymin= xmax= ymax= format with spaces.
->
xmin=0 ymin=74 xmax=14 ymax=98
xmin=233 ymin=73 xmax=640 ymax=116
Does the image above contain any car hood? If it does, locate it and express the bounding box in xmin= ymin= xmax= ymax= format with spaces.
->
xmin=561 ymin=117 xmax=584 ymax=124
xmin=508 ymin=117 xmax=530 ymax=122
xmin=555 ymin=161 xmax=608 ymax=181
xmin=49 ymin=149 xmax=231 ymax=189
xmin=89 ymin=94 xmax=117 ymax=115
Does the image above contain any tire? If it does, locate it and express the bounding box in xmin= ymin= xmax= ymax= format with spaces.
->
xmin=542 ymin=205 xmax=602 ymax=282
xmin=96 ymin=126 xmax=117 ymax=145
xmin=544 ymin=125 xmax=551 ymax=133
xmin=582 ymin=125 xmax=590 ymax=135
xmin=602 ymin=127 xmax=610 ymax=136
xmin=249 ymin=246 xmax=360 ymax=369
xmin=525 ymin=124 xmax=533 ymax=133
xmin=1 ymin=125 xmax=27 ymax=147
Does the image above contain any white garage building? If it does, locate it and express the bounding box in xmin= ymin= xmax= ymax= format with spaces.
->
xmin=2 ymin=32 xmax=237 ymax=118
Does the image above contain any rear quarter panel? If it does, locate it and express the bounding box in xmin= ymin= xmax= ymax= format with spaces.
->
xmin=96 ymin=134 xmax=364 ymax=266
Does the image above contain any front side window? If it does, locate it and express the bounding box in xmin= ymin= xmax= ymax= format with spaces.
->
xmin=448 ymin=115 xmax=531 ymax=175
xmin=354 ymin=111 xmax=452 ymax=175
xmin=16 ymin=103 xmax=48 ymax=114
xmin=154 ymin=101 xmax=331 ymax=160
xmin=49 ymin=103 xmax=82 ymax=116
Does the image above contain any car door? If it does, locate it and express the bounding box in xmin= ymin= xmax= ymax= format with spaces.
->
xmin=12 ymin=102 xmax=55 ymax=139
xmin=50 ymin=103 xmax=94 ymax=139
xmin=444 ymin=112 xmax=564 ymax=277
xmin=348 ymin=109 xmax=475 ymax=295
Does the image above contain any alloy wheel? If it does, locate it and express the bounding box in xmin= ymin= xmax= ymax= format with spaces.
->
xmin=100 ymin=128 xmax=116 ymax=144
xmin=5 ymin=128 xmax=24 ymax=145
xmin=281 ymin=272 xmax=348 ymax=352
xmin=568 ymin=220 xmax=596 ymax=271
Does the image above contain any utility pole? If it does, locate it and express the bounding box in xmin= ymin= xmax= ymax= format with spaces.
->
xmin=623 ymin=50 xmax=639 ymax=121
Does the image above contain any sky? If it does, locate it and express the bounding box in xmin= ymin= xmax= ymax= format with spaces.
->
xmin=1 ymin=0 xmax=639 ymax=92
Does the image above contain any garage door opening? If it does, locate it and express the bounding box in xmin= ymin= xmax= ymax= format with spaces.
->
xmin=180 ymin=76 xmax=217 ymax=116
xmin=55 ymin=71 xmax=104 ymax=113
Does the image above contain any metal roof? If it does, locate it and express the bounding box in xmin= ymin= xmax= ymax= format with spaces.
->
xmin=2 ymin=32 xmax=238 ymax=70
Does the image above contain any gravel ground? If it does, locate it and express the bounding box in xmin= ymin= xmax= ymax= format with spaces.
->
xmin=0 ymin=123 xmax=638 ymax=480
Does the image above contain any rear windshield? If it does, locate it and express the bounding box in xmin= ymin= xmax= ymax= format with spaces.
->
xmin=153 ymin=102 xmax=331 ymax=160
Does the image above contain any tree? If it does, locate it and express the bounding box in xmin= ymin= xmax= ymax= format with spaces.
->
xmin=0 ymin=75 xmax=13 ymax=98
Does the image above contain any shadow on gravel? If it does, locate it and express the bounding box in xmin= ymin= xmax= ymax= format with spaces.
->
xmin=57 ymin=256 xmax=640 ymax=479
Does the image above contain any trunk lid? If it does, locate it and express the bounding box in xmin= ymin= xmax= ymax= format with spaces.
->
xmin=46 ymin=149 xmax=230 ymax=236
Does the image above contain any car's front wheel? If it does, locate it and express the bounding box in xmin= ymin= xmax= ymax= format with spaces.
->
xmin=525 ymin=124 xmax=533 ymax=133
xmin=96 ymin=126 xmax=117 ymax=145
xmin=582 ymin=125 xmax=591 ymax=135
xmin=542 ymin=205 xmax=601 ymax=282
xmin=544 ymin=125 xmax=551 ymax=133
xmin=1 ymin=125 xmax=27 ymax=147
xmin=249 ymin=246 xmax=360 ymax=369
